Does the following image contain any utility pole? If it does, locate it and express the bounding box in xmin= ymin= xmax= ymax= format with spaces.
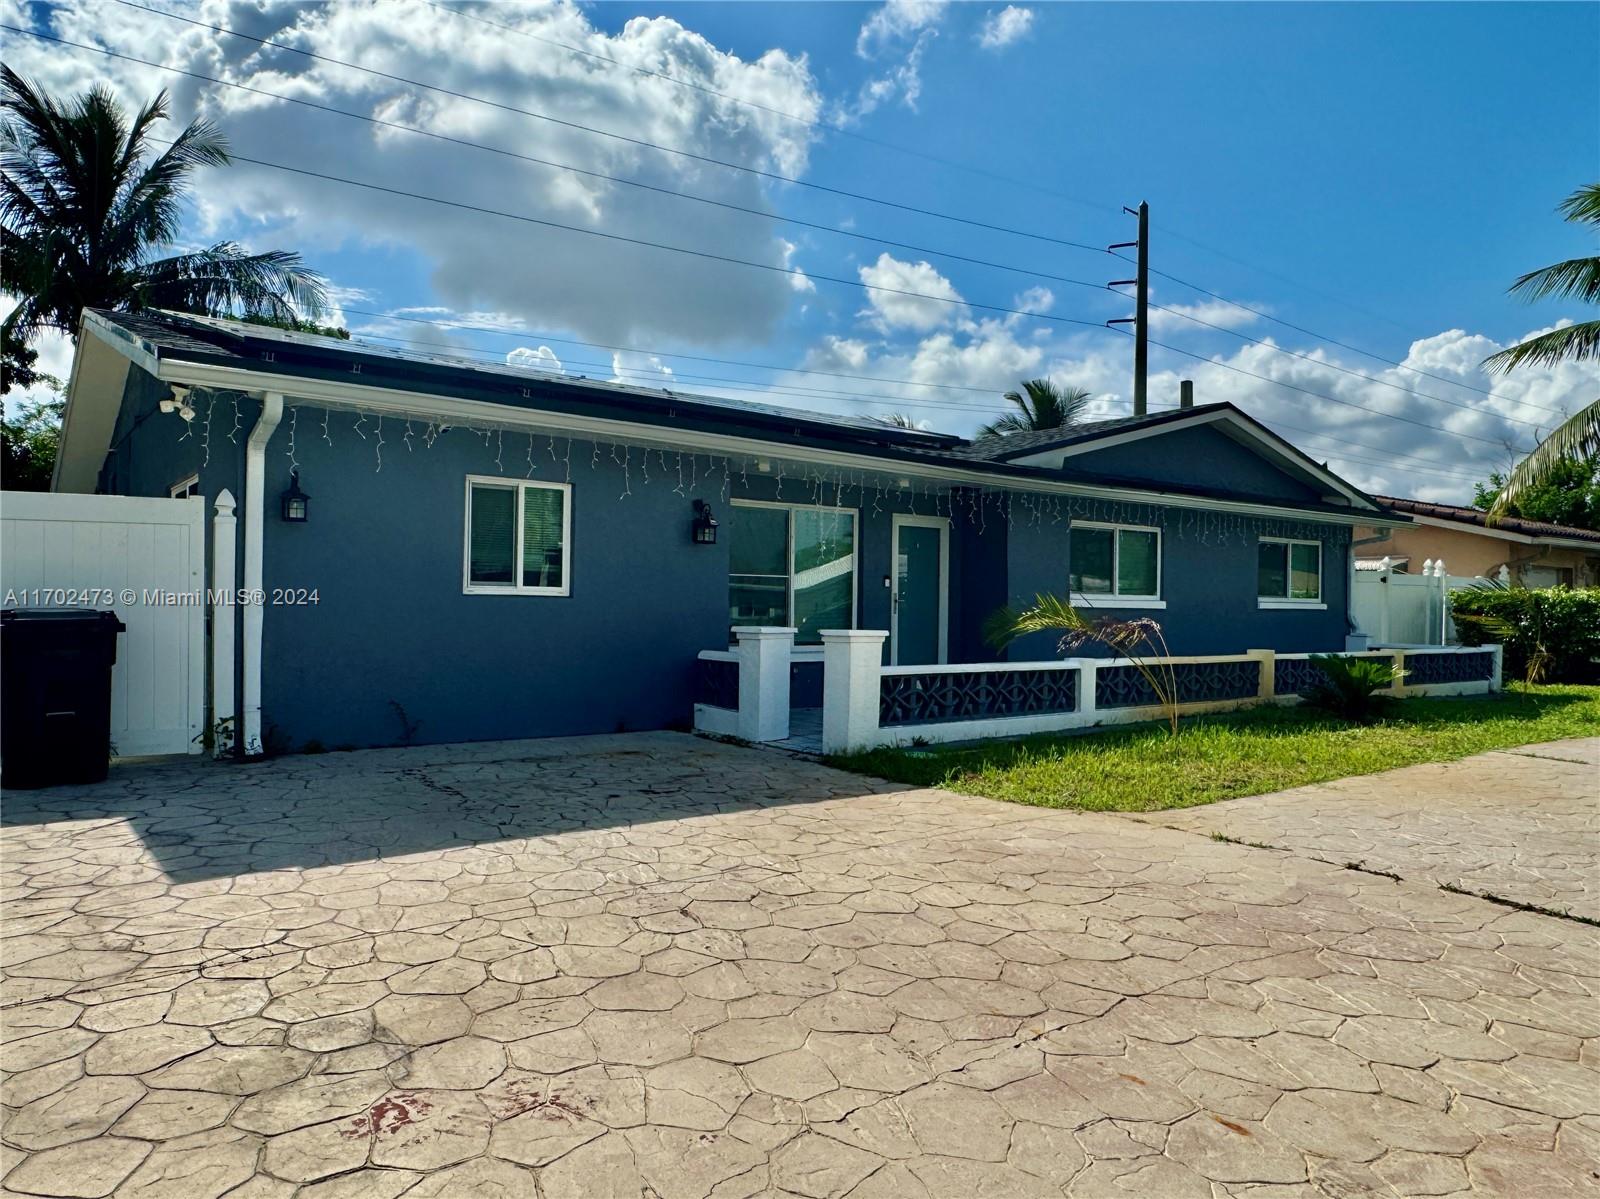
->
xmin=1107 ymin=200 xmax=1150 ymax=415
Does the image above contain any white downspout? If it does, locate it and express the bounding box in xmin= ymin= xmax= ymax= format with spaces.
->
xmin=243 ymin=392 xmax=283 ymax=755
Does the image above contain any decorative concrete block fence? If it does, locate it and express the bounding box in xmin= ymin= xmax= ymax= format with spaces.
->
xmin=693 ymin=629 xmax=1502 ymax=755
xmin=693 ymin=627 xmax=795 ymax=742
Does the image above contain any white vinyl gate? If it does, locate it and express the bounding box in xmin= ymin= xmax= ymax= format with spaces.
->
xmin=1 ymin=491 xmax=205 ymax=757
xmin=1352 ymin=559 xmax=1485 ymax=647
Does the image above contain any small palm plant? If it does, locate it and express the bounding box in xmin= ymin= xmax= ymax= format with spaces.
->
xmin=984 ymin=593 xmax=1181 ymax=733
xmin=1302 ymin=655 xmax=1403 ymax=723
xmin=979 ymin=379 xmax=1092 ymax=438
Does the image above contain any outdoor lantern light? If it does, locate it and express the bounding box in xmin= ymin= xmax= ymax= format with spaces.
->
xmin=692 ymin=499 xmax=718 ymax=545
xmin=281 ymin=471 xmax=310 ymax=523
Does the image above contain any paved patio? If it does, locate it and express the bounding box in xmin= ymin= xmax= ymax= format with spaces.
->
xmin=1134 ymin=738 xmax=1600 ymax=922
xmin=3 ymin=733 xmax=1598 ymax=1198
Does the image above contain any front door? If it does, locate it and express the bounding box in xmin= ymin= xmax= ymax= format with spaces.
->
xmin=891 ymin=515 xmax=949 ymax=666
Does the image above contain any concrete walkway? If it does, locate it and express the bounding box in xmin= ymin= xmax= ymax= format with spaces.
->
xmin=1133 ymin=738 xmax=1600 ymax=922
xmin=3 ymin=734 xmax=1598 ymax=1197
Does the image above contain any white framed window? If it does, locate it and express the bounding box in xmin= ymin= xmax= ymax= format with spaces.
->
xmin=1069 ymin=521 xmax=1165 ymax=609
xmin=463 ymin=476 xmax=571 ymax=596
xmin=170 ymin=474 xmax=200 ymax=499
xmin=729 ymin=499 xmax=857 ymax=644
xmin=1258 ymin=537 xmax=1324 ymax=608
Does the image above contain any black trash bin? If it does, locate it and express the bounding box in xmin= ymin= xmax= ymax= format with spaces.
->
xmin=2 ymin=608 xmax=126 ymax=789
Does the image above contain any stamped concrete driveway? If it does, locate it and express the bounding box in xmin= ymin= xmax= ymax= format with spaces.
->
xmin=1135 ymin=739 xmax=1600 ymax=922
xmin=3 ymin=733 xmax=1599 ymax=1199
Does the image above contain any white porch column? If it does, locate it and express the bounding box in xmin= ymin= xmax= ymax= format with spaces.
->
xmin=1245 ymin=648 xmax=1276 ymax=700
xmin=211 ymin=490 xmax=238 ymax=757
xmin=1489 ymin=643 xmax=1504 ymax=692
xmin=735 ymin=626 xmax=795 ymax=743
xmin=821 ymin=629 xmax=888 ymax=754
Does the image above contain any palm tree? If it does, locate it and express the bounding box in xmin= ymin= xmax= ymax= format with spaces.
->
xmin=873 ymin=412 xmax=923 ymax=430
xmin=1481 ymin=183 xmax=1599 ymax=515
xmin=1 ymin=66 xmax=327 ymax=394
xmin=979 ymin=378 xmax=1091 ymax=438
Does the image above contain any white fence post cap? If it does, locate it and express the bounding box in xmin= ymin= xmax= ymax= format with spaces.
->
xmin=819 ymin=629 xmax=889 ymax=642
xmin=734 ymin=626 xmax=797 ymax=639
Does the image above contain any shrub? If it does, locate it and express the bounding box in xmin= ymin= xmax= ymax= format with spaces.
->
xmin=1450 ymin=586 xmax=1600 ymax=683
xmin=1303 ymin=654 xmax=1403 ymax=723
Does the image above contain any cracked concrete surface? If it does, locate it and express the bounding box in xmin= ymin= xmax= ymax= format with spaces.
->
xmin=2 ymin=732 xmax=1598 ymax=1197
xmin=1134 ymin=738 xmax=1600 ymax=922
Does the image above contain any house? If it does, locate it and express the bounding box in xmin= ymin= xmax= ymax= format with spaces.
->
xmin=52 ymin=309 xmax=1405 ymax=751
xmin=1356 ymin=496 xmax=1600 ymax=588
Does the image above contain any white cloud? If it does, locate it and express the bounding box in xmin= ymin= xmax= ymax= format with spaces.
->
xmin=762 ymin=315 xmax=1593 ymax=508
xmin=978 ymin=6 xmax=1034 ymax=51
xmin=1011 ymin=287 xmax=1055 ymax=317
xmin=858 ymin=253 xmax=966 ymax=332
xmin=848 ymin=0 xmax=947 ymax=118
xmin=610 ymin=350 xmax=675 ymax=385
xmin=780 ymin=240 xmax=815 ymax=293
xmin=506 ymin=345 xmax=563 ymax=372
xmin=857 ymin=0 xmax=950 ymax=55
xmin=1149 ymin=297 xmax=1263 ymax=333
xmin=2 ymin=0 xmax=824 ymax=349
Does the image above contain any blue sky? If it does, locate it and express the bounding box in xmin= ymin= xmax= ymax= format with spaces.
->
xmin=6 ymin=0 xmax=1597 ymax=501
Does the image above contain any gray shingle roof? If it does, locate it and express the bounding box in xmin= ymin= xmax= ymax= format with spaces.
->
xmin=949 ymin=405 xmax=1231 ymax=461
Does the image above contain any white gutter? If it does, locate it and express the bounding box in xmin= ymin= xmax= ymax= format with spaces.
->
xmin=242 ymin=392 xmax=283 ymax=756
xmin=156 ymin=361 xmax=1407 ymax=529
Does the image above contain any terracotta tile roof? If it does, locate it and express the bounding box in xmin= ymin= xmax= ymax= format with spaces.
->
xmin=1374 ymin=495 xmax=1600 ymax=544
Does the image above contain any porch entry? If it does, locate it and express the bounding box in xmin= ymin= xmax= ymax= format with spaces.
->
xmin=891 ymin=514 xmax=949 ymax=666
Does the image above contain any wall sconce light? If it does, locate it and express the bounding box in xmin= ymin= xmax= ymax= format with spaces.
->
xmin=691 ymin=499 xmax=718 ymax=545
xmin=281 ymin=471 xmax=310 ymax=523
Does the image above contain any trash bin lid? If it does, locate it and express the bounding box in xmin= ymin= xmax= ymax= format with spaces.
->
xmin=2 ymin=607 xmax=125 ymax=627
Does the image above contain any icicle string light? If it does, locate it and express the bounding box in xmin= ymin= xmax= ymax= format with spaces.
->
xmin=160 ymin=402 xmax=1341 ymax=559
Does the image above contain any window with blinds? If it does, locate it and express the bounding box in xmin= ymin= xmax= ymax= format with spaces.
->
xmin=465 ymin=478 xmax=571 ymax=595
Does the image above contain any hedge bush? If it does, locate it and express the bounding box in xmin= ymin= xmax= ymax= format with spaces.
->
xmin=1450 ymin=586 xmax=1600 ymax=683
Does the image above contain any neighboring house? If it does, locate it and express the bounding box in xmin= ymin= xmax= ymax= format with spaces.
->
xmin=1357 ymin=496 xmax=1600 ymax=588
xmin=53 ymin=309 xmax=1403 ymax=750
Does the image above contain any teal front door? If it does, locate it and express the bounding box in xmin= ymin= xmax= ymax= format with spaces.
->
xmin=892 ymin=516 xmax=948 ymax=666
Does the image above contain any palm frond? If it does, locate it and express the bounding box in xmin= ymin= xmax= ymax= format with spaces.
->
xmin=1507 ymin=256 xmax=1600 ymax=305
xmin=135 ymin=243 xmax=329 ymax=320
xmin=1488 ymin=400 xmax=1600 ymax=517
xmin=978 ymin=412 xmax=1034 ymax=438
xmin=983 ymin=593 xmax=1090 ymax=651
xmin=1483 ymin=321 xmax=1600 ymax=373
xmin=1557 ymin=182 xmax=1600 ymax=227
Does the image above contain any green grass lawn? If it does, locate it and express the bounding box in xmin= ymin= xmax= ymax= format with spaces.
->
xmin=826 ymin=685 xmax=1600 ymax=814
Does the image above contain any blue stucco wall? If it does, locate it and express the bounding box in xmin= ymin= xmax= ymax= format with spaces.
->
xmin=90 ymin=373 xmax=1351 ymax=748
xmin=997 ymin=496 xmax=1351 ymax=661
xmin=257 ymin=425 xmax=733 ymax=749
xmin=1061 ymin=425 xmax=1324 ymax=504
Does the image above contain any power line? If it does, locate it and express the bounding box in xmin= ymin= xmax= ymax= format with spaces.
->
xmin=3 ymin=27 xmax=1113 ymax=302
xmin=108 ymin=0 xmax=1111 ymax=256
xmin=1147 ymin=336 xmax=1534 ymax=453
xmin=173 ymin=144 xmax=1113 ymax=332
xmin=425 ymin=1 xmax=1121 ymax=222
xmin=346 ymin=314 xmax=1499 ymax=477
xmin=1129 ymin=257 xmax=1528 ymax=406
xmin=88 ymin=0 xmax=1539 ymax=435
xmin=342 ymin=308 xmax=1017 ymax=399
xmin=1143 ymin=295 xmax=1562 ymax=426
xmin=349 ymin=329 xmax=1013 ymax=415
xmin=59 ymin=10 xmax=1548 ymax=438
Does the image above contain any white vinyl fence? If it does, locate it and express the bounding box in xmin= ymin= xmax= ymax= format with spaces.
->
xmin=1353 ymin=558 xmax=1488 ymax=647
xmin=1 ymin=491 xmax=205 ymax=757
